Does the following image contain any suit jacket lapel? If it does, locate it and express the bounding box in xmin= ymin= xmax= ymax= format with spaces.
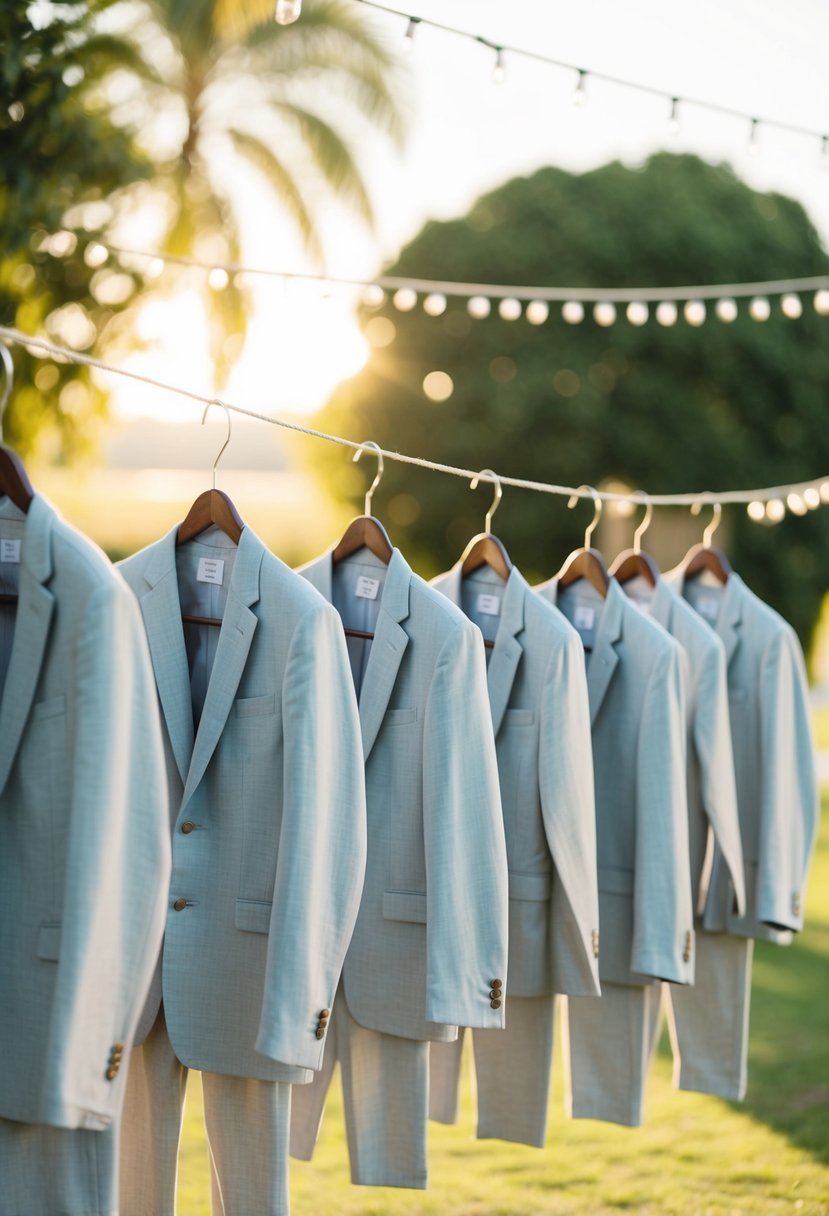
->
xmin=356 ymin=548 xmax=410 ymax=762
xmin=484 ymin=569 xmax=524 ymax=737
xmin=0 ymin=496 xmax=55 ymax=796
xmin=585 ymin=579 xmax=623 ymax=726
xmin=716 ymin=573 xmax=742 ymax=667
xmin=181 ymin=528 xmax=262 ymax=808
xmin=138 ymin=527 xmax=195 ymax=787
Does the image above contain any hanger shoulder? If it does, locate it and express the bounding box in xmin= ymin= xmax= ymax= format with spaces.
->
xmin=177 ymin=488 xmax=244 ymax=546
xmin=331 ymin=515 xmax=393 ymax=564
xmin=0 ymin=444 xmax=34 ymax=513
xmin=557 ymin=546 xmax=610 ymax=596
xmin=609 ymin=548 xmax=659 ymax=587
xmin=683 ymin=542 xmax=731 ymax=583
xmin=460 ymin=533 xmax=512 ymax=581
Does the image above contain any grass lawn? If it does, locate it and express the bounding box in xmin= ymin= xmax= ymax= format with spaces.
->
xmin=177 ymin=799 xmax=829 ymax=1215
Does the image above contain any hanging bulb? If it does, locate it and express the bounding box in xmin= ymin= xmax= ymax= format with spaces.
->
xmin=593 ymin=302 xmax=617 ymax=327
xmin=749 ymin=296 xmax=770 ymax=322
xmin=208 ymin=267 xmax=229 ymax=290
xmin=525 ymin=300 xmax=549 ymax=325
xmin=814 ymin=288 xmax=829 ymax=315
xmin=746 ymin=501 xmax=766 ymax=522
xmin=573 ymin=69 xmax=588 ymax=107
xmin=562 ymin=301 xmax=584 ymax=324
xmin=274 ymin=0 xmax=301 ymax=23
xmin=804 ymin=487 xmax=821 ymax=509
xmin=821 ymin=134 xmax=829 ymax=170
xmin=781 ymin=294 xmax=803 ymax=319
xmin=715 ymin=298 xmax=738 ymax=323
xmin=392 ymin=288 xmax=417 ymax=312
xmin=402 ymin=16 xmax=420 ymax=52
xmin=684 ymin=300 xmax=706 ymax=326
xmin=668 ymin=97 xmax=681 ymax=137
xmin=786 ymin=492 xmax=807 ymax=516
xmin=492 ymin=46 xmax=505 ymax=84
xmin=467 ymin=296 xmax=491 ymax=319
xmin=766 ymin=498 xmax=785 ymax=523
xmin=626 ymin=301 xmax=649 ymax=326
xmin=361 ymin=284 xmax=385 ymax=308
xmin=423 ymin=292 xmax=447 ymax=317
xmin=748 ymin=117 xmax=760 ymax=156
xmin=655 ymin=301 xmax=678 ymax=327
xmin=498 ymin=297 xmax=522 ymax=321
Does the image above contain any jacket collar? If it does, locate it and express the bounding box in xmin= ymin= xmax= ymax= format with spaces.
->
xmin=667 ymin=564 xmax=743 ymax=665
xmin=540 ymin=574 xmax=624 ymax=725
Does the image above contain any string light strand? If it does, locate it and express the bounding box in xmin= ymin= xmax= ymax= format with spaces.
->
xmin=1 ymin=324 xmax=827 ymax=517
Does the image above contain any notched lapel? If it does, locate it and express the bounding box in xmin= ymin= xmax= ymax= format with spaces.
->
xmin=586 ymin=581 xmax=623 ymax=726
xmin=0 ymin=570 xmax=54 ymax=795
xmin=717 ymin=576 xmax=742 ymax=667
xmin=140 ymin=562 xmax=194 ymax=788
xmin=357 ymin=549 xmax=411 ymax=763
xmin=487 ymin=570 xmax=526 ymax=737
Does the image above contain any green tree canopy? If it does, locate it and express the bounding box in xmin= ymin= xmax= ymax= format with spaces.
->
xmin=314 ymin=153 xmax=829 ymax=652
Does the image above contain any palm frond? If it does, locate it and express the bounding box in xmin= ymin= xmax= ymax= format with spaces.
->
xmin=272 ymin=102 xmax=374 ymax=226
xmin=72 ymin=33 xmax=168 ymax=91
xmin=225 ymin=127 xmax=324 ymax=264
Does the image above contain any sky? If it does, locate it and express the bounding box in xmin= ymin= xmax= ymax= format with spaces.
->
xmin=106 ymin=0 xmax=829 ymax=426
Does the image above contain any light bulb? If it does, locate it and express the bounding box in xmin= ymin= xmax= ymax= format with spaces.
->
xmin=748 ymin=117 xmax=760 ymax=156
xmin=402 ymin=16 xmax=419 ymax=52
xmin=573 ymin=69 xmax=587 ymax=107
xmin=804 ymin=487 xmax=821 ymax=509
xmin=594 ymin=302 xmax=617 ymax=327
xmin=361 ymin=284 xmax=385 ymax=308
xmin=715 ymin=298 xmax=738 ymax=323
xmin=787 ymin=492 xmax=807 ymax=516
xmin=208 ymin=267 xmax=229 ymax=290
xmin=392 ymin=288 xmax=417 ymax=312
xmin=749 ymin=296 xmax=770 ymax=322
xmin=655 ymin=301 xmax=678 ymax=327
xmin=423 ymin=293 xmax=447 ymax=317
xmin=668 ymin=97 xmax=681 ymax=137
xmin=820 ymin=481 xmax=829 ymax=503
xmin=525 ymin=300 xmax=549 ymax=325
xmin=747 ymin=501 xmax=766 ymax=522
xmin=274 ymin=0 xmax=301 ymax=24
xmin=822 ymin=134 xmax=829 ymax=169
xmin=626 ymin=301 xmax=649 ymax=326
xmin=684 ymin=300 xmax=706 ymax=326
xmin=781 ymin=294 xmax=803 ymax=319
xmin=492 ymin=47 xmax=505 ymax=84
xmin=766 ymin=498 xmax=785 ymax=523
xmin=467 ymin=295 xmax=491 ymax=319
xmin=814 ymin=289 xmax=829 ymax=315
xmin=498 ymin=298 xmax=522 ymax=321
xmin=562 ymin=301 xmax=584 ymax=324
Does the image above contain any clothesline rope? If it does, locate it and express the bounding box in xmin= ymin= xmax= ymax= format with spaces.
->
xmin=104 ymin=244 xmax=829 ymax=305
xmin=1 ymin=323 xmax=827 ymax=510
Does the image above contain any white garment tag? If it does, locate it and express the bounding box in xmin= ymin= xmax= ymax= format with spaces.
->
xmin=574 ymin=605 xmax=595 ymax=631
xmin=197 ymin=557 xmax=225 ymax=586
xmin=476 ymin=593 xmax=501 ymax=617
xmin=697 ymin=596 xmax=719 ymax=623
xmin=0 ymin=539 xmax=21 ymax=563
xmin=355 ymin=575 xmax=380 ymax=600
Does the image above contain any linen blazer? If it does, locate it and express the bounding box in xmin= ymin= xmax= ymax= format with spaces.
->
xmin=119 ymin=524 xmax=367 ymax=1081
xmin=432 ymin=562 xmax=600 ymax=998
xmin=665 ymin=568 xmax=818 ymax=942
xmin=0 ymin=494 xmax=170 ymax=1131
xmin=299 ymin=545 xmax=509 ymax=1040
xmin=623 ymin=574 xmax=745 ymax=917
xmin=535 ymin=575 xmax=695 ymax=987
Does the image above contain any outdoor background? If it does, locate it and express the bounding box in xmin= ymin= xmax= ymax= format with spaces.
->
xmin=1 ymin=0 xmax=828 ymax=1211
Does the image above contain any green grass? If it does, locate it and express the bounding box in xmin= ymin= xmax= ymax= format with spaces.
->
xmin=177 ymin=800 xmax=829 ymax=1215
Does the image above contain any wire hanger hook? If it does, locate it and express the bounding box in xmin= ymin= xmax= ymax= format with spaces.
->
xmin=0 ymin=342 xmax=14 ymax=440
xmin=633 ymin=491 xmax=653 ymax=555
xmin=470 ymin=468 xmax=502 ymax=533
xmin=353 ymin=440 xmax=384 ymax=516
xmin=202 ymin=399 xmax=232 ymax=489
xmin=567 ymin=484 xmax=602 ymax=548
xmin=691 ymin=499 xmax=722 ymax=548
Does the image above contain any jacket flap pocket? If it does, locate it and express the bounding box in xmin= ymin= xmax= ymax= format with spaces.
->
xmin=385 ymin=708 xmax=417 ymax=726
xmin=235 ymin=898 xmax=272 ymax=933
xmin=37 ymin=922 xmax=62 ymax=961
xmin=504 ymin=709 xmax=534 ymax=727
xmin=382 ymin=891 xmax=427 ymax=923
xmin=31 ymin=695 xmax=66 ymax=723
xmin=509 ymin=871 xmax=551 ymax=901
xmin=234 ymin=695 xmax=275 ymax=718
xmin=598 ymin=865 xmax=634 ymax=896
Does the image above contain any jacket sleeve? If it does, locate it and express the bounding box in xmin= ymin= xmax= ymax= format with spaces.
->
xmin=40 ymin=580 xmax=171 ymax=1130
xmin=693 ymin=636 xmax=745 ymax=916
xmin=255 ymin=603 xmax=367 ymax=1069
xmin=754 ymin=627 xmax=818 ymax=932
xmin=539 ymin=630 xmax=601 ymax=996
xmin=631 ymin=640 xmax=695 ymax=985
xmin=422 ymin=620 xmax=509 ymax=1029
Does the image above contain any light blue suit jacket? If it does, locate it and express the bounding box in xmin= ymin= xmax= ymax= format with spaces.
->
xmin=299 ymin=546 xmax=509 ymax=1040
xmin=119 ymin=524 xmax=367 ymax=1080
xmin=666 ymin=567 xmax=818 ymax=942
xmin=432 ymin=562 xmax=600 ymax=998
xmin=0 ymin=495 xmax=170 ymax=1130
xmin=535 ymin=575 xmax=695 ymax=987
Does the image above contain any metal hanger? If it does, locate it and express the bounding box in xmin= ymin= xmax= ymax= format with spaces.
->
xmin=682 ymin=499 xmax=731 ymax=583
xmin=459 ymin=468 xmax=512 ymax=584
xmin=0 ymin=341 xmax=34 ymax=522
xmin=557 ymin=484 xmax=610 ymax=596
xmin=331 ymin=441 xmax=394 ymax=567
xmin=331 ymin=441 xmax=394 ymax=642
xmin=609 ymin=492 xmax=661 ymax=587
xmin=177 ymin=400 xmax=245 ymax=626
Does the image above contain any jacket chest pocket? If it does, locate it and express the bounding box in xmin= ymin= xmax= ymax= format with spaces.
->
xmin=382 ymin=712 xmax=426 ymax=892
xmin=18 ymin=696 xmax=68 ymax=918
xmin=234 ymin=695 xmax=283 ymax=904
xmin=498 ymin=713 xmax=541 ymax=865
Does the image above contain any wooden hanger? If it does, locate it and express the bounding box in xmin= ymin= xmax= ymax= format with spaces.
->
xmin=332 ymin=442 xmax=393 ymax=641
xmin=610 ymin=494 xmax=660 ymax=588
xmin=682 ymin=502 xmax=731 ymax=584
xmin=0 ymin=343 xmax=33 ymax=607
xmin=557 ymin=485 xmax=610 ymax=597
xmin=177 ymin=401 xmax=244 ymax=626
xmin=458 ymin=470 xmax=511 ymax=646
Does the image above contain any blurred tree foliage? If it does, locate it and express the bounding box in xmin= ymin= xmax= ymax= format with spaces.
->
xmin=0 ymin=0 xmax=149 ymax=458
xmin=314 ymin=153 xmax=829 ymax=651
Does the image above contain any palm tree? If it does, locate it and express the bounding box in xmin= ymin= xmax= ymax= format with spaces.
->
xmin=109 ymin=0 xmax=407 ymax=378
